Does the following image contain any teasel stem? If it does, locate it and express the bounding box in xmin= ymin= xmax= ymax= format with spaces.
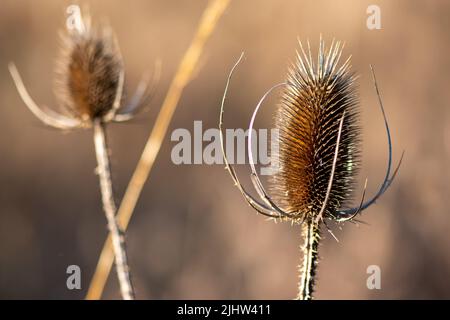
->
xmin=297 ymin=109 xmax=345 ymax=300
xmin=93 ymin=119 xmax=135 ymax=300
xmin=297 ymin=219 xmax=321 ymax=300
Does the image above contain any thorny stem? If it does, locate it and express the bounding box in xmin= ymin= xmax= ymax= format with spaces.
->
xmin=93 ymin=119 xmax=135 ymax=300
xmin=297 ymin=219 xmax=321 ymax=300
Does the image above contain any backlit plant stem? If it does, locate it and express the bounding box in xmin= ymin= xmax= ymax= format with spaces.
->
xmin=297 ymin=220 xmax=321 ymax=300
xmin=93 ymin=119 xmax=135 ymax=300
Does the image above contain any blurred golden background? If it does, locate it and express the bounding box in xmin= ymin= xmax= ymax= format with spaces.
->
xmin=1 ymin=0 xmax=450 ymax=299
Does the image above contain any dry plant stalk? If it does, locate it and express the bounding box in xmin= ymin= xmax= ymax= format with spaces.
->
xmin=86 ymin=0 xmax=231 ymax=300
xmin=9 ymin=7 xmax=153 ymax=300
xmin=220 ymin=39 xmax=403 ymax=299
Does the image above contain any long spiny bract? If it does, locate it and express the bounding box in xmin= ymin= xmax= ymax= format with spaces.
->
xmin=270 ymin=39 xmax=361 ymax=223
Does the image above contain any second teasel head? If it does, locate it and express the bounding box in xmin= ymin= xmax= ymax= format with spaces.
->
xmin=54 ymin=13 xmax=125 ymax=126
xmin=9 ymin=5 xmax=154 ymax=130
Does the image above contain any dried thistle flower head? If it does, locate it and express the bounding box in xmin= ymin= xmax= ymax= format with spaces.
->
xmin=270 ymin=40 xmax=361 ymax=222
xmin=54 ymin=15 xmax=124 ymax=125
xmin=219 ymin=37 xmax=403 ymax=300
xmin=9 ymin=5 xmax=157 ymax=130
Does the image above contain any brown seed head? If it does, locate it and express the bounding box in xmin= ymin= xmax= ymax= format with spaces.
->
xmin=270 ymin=39 xmax=361 ymax=222
xmin=54 ymin=13 xmax=124 ymax=124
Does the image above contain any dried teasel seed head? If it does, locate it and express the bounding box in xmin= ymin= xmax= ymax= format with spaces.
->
xmin=270 ymin=39 xmax=361 ymax=222
xmin=9 ymin=5 xmax=156 ymax=131
xmin=54 ymin=10 xmax=124 ymax=125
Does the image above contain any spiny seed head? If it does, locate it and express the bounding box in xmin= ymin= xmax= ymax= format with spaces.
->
xmin=270 ymin=39 xmax=361 ymax=222
xmin=54 ymin=11 xmax=124 ymax=125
